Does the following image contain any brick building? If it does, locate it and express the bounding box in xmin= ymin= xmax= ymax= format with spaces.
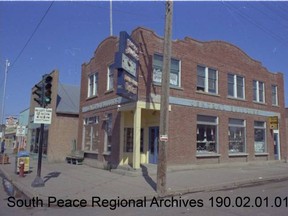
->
xmin=78 ymin=27 xmax=286 ymax=169
xmin=28 ymin=70 xmax=80 ymax=162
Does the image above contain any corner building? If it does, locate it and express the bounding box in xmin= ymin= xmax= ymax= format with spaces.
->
xmin=78 ymin=27 xmax=287 ymax=169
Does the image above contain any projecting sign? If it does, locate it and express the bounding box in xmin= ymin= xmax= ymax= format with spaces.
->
xmin=34 ymin=107 xmax=52 ymax=124
xmin=115 ymin=31 xmax=139 ymax=101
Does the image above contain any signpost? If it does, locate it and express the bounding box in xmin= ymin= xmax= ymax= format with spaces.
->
xmin=34 ymin=108 xmax=52 ymax=124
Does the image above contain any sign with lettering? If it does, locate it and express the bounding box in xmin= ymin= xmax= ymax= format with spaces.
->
xmin=16 ymin=126 xmax=26 ymax=137
xmin=34 ymin=107 xmax=52 ymax=124
xmin=115 ymin=31 xmax=139 ymax=101
xmin=269 ymin=116 xmax=278 ymax=130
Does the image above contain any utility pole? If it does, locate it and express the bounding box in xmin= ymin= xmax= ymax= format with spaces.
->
xmin=157 ymin=0 xmax=173 ymax=197
xmin=1 ymin=60 xmax=10 ymax=127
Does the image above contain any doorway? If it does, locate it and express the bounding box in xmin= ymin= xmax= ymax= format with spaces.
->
xmin=273 ymin=130 xmax=280 ymax=160
xmin=149 ymin=127 xmax=159 ymax=164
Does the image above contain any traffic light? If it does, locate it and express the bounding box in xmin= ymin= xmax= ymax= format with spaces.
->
xmin=44 ymin=75 xmax=53 ymax=106
xmin=33 ymin=84 xmax=43 ymax=106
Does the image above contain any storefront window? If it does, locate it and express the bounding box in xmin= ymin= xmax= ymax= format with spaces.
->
xmin=196 ymin=115 xmax=218 ymax=154
xmin=124 ymin=128 xmax=144 ymax=153
xmin=83 ymin=116 xmax=99 ymax=152
xmin=104 ymin=114 xmax=113 ymax=152
xmin=254 ymin=121 xmax=266 ymax=153
xmin=229 ymin=119 xmax=245 ymax=153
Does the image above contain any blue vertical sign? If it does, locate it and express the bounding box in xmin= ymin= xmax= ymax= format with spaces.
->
xmin=115 ymin=31 xmax=139 ymax=101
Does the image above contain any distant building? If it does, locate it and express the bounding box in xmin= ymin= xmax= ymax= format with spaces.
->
xmin=78 ymin=27 xmax=286 ymax=169
xmin=16 ymin=108 xmax=30 ymax=150
xmin=28 ymin=70 xmax=80 ymax=162
xmin=3 ymin=116 xmax=18 ymax=148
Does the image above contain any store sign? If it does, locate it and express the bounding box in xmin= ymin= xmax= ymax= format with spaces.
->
xmin=269 ymin=116 xmax=278 ymax=130
xmin=115 ymin=31 xmax=139 ymax=101
xmin=34 ymin=107 xmax=52 ymax=124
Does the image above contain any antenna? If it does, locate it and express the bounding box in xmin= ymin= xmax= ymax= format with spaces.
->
xmin=110 ymin=0 xmax=113 ymax=36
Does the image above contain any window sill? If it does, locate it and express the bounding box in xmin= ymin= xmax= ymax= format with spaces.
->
xmin=227 ymin=96 xmax=246 ymax=102
xmin=86 ymin=95 xmax=98 ymax=101
xmin=253 ymin=101 xmax=267 ymax=105
xmin=196 ymin=90 xmax=220 ymax=97
xmin=105 ymin=89 xmax=114 ymax=94
xmin=102 ymin=151 xmax=111 ymax=156
xmin=229 ymin=153 xmax=248 ymax=157
xmin=153 ymin=82 xmax=183 ymax=91
xmin=196 ymin=153 xmax=221 ymax=158
xmin=272 ymin=104 xmax=279 ymax=108
xmin=255 ymin=153 xmax=269 ymax=156
xmin=83 ymin=150 xmax=99 ymax=154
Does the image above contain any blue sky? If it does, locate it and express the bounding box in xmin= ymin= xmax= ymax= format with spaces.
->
xmin=0 ymin=1 xmax=288 ymax=121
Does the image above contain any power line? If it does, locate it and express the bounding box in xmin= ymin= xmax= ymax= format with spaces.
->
xmin=222 ymin=2 xmax=288 ymax=47
xmin=9 ymin=1 xmax=54 ymax=71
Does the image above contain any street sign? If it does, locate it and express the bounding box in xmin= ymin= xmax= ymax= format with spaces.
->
xmin=34 ymin=107 xmax=52 ymax=124
xmin=16 ymin=126 xmax=26 ymax=137
xmin=160 ymin=134 xmax=168 ymax=142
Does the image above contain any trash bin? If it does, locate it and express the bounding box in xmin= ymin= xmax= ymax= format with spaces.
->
xmin=16 ymin=151 xmax=30 ymax=174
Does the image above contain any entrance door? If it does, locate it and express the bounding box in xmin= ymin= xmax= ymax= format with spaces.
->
xmin=149 ymin=127 xmax=159 ymax=164
xmin=273 ymin=130 xmax=280 ymax=160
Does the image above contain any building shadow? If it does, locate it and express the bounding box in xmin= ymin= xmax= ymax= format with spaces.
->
xmin=43 ymin=171 xmax=61 ymax=183
xmin=140 ymin=164 xmax=156 ymax=191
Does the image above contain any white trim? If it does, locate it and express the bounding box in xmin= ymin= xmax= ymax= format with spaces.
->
xmin=150 ymin=94 xmax=280 ymax=118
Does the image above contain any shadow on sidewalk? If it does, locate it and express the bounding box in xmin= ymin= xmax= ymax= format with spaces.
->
xmin=43 ymin=171 xmax=61 ymax=183
xmin=141 ymin=165 xmax=156 ymax=191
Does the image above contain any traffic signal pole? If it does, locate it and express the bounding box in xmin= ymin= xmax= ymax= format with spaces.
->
xmin=31 ymin=75 xmax=46 ymax=187
xmin=31 ymin=74 xmax=52 ymax=187
xmin=157 ymin=0 xmax=173 ymax=197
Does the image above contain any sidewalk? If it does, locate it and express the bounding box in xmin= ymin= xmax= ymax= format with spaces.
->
xmin=1 ymin=150 xmax=288 ymax=205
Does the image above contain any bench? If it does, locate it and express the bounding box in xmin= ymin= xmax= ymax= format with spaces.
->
xmin=66 ymin=151 xmax=84 ymax=165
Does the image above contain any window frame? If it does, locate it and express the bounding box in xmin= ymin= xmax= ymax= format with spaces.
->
xmin=196 ymin=115 xmax=218 ymax=154
xmin=197 ymin=65 xmax=218 ymax=94
xmin=227 ymin=73 xmax=245 ymax=99
xmin=104 ymin=113 xmax=113 ymax=153
xmin=83 ymin=116 xmax=99 ymax=152
xmin=228 ymin=118 xmax=246 ymax=153
xmin=87 ymin=73 xmax=98 ymax=98
xmin=124 ymin=128 xmax=144 ymax=153
xmin=271 ymin=84 xmax=278 ymax=106
xmin=107 ymin=65 xmax=114 ymax=91
xmin=152 ymin=53 xmax=181 ymax=87
xmin=254 ymin=121 xmax=267 ymax=153
xmin=253 ymin=80 xmax=265 ymax=103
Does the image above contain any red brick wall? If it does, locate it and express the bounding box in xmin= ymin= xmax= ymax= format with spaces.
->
xmin=78 ymin=27 xmax=287 ymax=166
xmin=131 ymin=27 xmax=286 ymax=164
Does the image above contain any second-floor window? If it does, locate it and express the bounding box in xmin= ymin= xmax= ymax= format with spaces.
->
xmin=107 ymin=65 xmax=114 ymax=91
xmin=88 ymin=73 xmax=98 ymax=98
xmin=228 ymin=74 xmax=245 ymax=99
xmin=197 ymin=65 xmax=218 ymax=94
xmin=272 ymin=85 xmax=278 ymax=106
xmin=153 ymin=54 xmax=181 ymax=87
xmin=253 ymin=80 xmax=265 ymax=103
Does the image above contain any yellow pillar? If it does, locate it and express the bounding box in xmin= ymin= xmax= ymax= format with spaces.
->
xmin=119 ymin=111 xmax=124 ymax=165
xmin=133 ymin=104 xmax=141 ymax=169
